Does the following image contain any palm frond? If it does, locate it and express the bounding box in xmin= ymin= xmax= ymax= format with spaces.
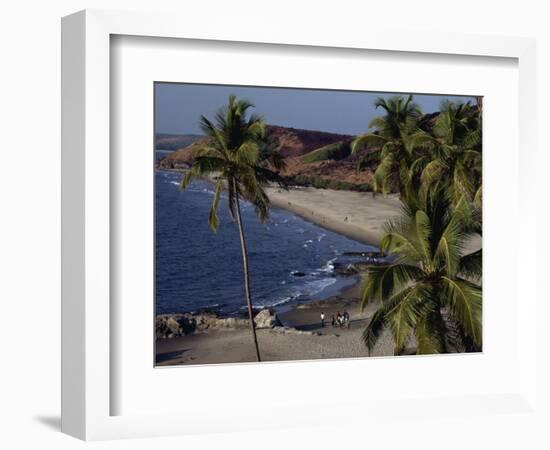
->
xmin=441 ymin=277 xmax=482 ymax=346
xmin=474 ymin=184 xmax=482 ymax=208
xmin=372 ymin=153 xmax=396 ymax=194
xmin=362 ymin=308 xmax=386 ymax=354
xmin=384 ymin=284 xmax=429 ymax=354
xmin=199 ymin=115 xmax=228 ymax=154
xmin=360 ymin=263 xmax=425 ymax=308
xmin=234 ymin=141 xmax=260 ymax=166
xmin=380 ymin=226 xmax=423 ymax=262
xmin=458 ymin=249 xmax=482 ymax=282
xmin=351 ymin=133 xmax=387 ymax=153
xmin=420 ymin=159 xmax=448 ymax=189
xmin=413 ymin=210 xmax=432 ymax=264
xmin=433 ymin=199 xmax=468 ymax=276
xmin=415 ymin=308 xmax=447 ymax=354
xmin=367 ymin=116 xmax=388 ymax=132
xmin=407 ymin=130 xmax=439 ymax=152
xmin=208 ymin=178 xmax=224 ymax=231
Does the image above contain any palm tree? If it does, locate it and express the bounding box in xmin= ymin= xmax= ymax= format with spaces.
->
xmin=180 ymin=95 xmax=285 ymax=362
xmin=351 ymin=95 xmax=422 ymax=196
xmin=361 ymin=190 xmax=482 ymax=355
xmin=408 ymin=101 xmax=482 ymax=205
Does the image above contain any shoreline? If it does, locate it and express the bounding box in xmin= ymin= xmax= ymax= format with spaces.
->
xmin=155 ymin=274 xmax=361 ymax=319
xmin=155 ymin=168 xmax=400 ymax=247
xmin=155 ymin=275 xmax=405 ymax=366
xmin=156 ymin=161 xmax=481 ymax=253
xmin=266 ymin=186 xmax=401 ymax=247
xmin=266 ymin=186 xmax=482 ymax=254
xmin=155 ymin=170 xmax=480 ymax=319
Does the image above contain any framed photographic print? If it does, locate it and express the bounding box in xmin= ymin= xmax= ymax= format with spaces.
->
xmin=153 ymin=82 xmax=483 ymax=367
xmin=62 ymin=9 xmax=538 ymax=441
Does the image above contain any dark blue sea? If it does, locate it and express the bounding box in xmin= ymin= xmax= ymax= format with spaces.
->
xmin=155 ymin=157 xmax=377 ymax=315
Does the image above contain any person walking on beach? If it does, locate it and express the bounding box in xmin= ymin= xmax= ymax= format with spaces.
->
xmin=320 ymin=311 xmax=325 ymax=328
xmin=343 ymin=310 xmax=350 ymax=328
xmin=331 ymin=314 xmax=336 ymax=328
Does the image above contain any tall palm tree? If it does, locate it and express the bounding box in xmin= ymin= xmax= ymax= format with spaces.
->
xmin=408 ymin=101 xmax=482 ymax=205
xmin=361 ymin=190 xmax=482 ymax=355
xmin=351 ymin=95 xmax=422 ymax=196
xmin=180 ymin=95 xmax=285 ymax=362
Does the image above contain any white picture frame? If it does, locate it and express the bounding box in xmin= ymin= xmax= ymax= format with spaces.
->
xmin=61 ymin=9 xmax=538 ymax=441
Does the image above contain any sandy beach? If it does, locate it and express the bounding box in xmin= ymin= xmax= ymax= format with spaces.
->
xmin=155 ymin=279 xmax=409 ymax=366
xmin=266 ymin=186 xmax=482 ymax=253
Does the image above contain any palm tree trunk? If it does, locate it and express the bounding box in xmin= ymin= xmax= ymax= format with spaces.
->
xmin=233 ymin=182 xmax=262 ymax=362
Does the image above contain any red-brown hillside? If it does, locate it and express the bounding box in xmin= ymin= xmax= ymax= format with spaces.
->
xmin=155 ymin=125 xmax=375 ymax=190
xmin=265 ymin=125 xmax=352 ymax=157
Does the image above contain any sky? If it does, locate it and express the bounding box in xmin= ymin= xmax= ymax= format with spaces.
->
xmin=155 ymin=82 xmax=477 ymax=136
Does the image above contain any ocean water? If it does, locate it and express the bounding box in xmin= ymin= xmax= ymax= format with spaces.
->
xmin=155 ymin=166 xmax=377 ymax=315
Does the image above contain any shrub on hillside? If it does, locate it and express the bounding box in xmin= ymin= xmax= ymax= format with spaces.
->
xmin=292 ymin=175 xmax=371 ymax=192
xmin=302 ymin=141 xmax=352 ymax=164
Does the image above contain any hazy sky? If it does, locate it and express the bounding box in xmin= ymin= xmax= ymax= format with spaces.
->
xmin=155 ymin=83 xmax=477 ymax=136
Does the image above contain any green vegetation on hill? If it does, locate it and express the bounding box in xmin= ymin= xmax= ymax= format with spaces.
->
xmin=302 ymin=140 xmax=351 ymax=164
xmin=293 ymin=175 xmax=371 ymax=192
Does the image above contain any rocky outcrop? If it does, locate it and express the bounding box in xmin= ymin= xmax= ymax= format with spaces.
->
xmin=333 ymin=252 xmax=392 ymax=276
xmin=254 ymin=308 xmax=282 ymax=329
xmin=155 ymin=315 xmax=195 ymax=339
xmin=156 ymin=308 xmax=281 ymax=339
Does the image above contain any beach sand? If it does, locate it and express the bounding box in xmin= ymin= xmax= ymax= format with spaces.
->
xmin=155 ymin=279 xmax=404 ymax=366
xmin=266 ymin=186 xmax=482 ymax=253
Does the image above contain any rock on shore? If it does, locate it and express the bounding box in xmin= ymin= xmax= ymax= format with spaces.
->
xmin=156 ymin=308 xmax=282 ymax=339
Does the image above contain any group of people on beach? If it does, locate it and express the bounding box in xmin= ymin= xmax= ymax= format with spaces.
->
xmin=320 ymin=311 xmax=350 ymax=329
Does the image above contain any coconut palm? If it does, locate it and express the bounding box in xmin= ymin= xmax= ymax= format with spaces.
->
xmin=180 ymin=95 xmax=285 ymax=362
xmin=351 ymin=95 xmax=422 ymax=196
xmin=361 ymin=190 xmax=482 ymax=355
xmin=408 ymin=101 xmax=482 ymax=205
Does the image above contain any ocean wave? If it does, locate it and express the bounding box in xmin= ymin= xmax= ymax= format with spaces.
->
xmin=317 ymin=257 xmax=337 ymax=274
xmin=265 ymin=277 xmax=337 ymax=309
xmin=254 ymin=296 xmax=295 ymax=309
xmin=304 ymin=277 xmax=337 ymax=296
xmin=317 ymin=233 xmax=326 ymax=242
